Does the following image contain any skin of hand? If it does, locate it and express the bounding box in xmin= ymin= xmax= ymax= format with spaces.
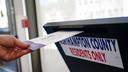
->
xmin=0 ymin=35 xmax=32 ymax=61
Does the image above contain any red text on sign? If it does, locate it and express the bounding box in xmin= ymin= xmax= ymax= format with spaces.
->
xmin=69 ymin=48 xmax=106 ymax=62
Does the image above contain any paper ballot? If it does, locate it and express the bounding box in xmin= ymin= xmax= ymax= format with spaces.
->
xmin=25 ymin=31 xmax=82 ymax=51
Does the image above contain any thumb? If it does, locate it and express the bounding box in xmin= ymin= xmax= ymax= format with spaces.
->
xmin=14 ymin=37 xmax=29 ymax=49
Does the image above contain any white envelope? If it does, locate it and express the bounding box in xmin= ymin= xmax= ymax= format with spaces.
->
xmin=25 ymin=31 xmax=83 ymax=51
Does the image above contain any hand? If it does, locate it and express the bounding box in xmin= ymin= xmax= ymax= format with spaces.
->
xmin=0 ymin=35 xmax=32 ymax=61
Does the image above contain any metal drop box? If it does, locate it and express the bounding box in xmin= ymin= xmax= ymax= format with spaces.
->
xmin=44 ymin=17 xmax=128 ymax=72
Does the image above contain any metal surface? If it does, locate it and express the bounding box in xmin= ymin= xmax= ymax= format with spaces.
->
xmin=25 ymin=0 xmax=42 ymax=72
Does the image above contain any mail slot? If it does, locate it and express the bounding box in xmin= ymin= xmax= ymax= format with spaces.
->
xmin=44 ymin=17 xmax=128 ymax=72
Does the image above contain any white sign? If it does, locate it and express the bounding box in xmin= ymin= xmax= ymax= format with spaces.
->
xmin=59 ymin=37 xmax=124 ymax=69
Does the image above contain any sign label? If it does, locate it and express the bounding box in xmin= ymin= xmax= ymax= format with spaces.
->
xmin=59 ymin=37 xmax=124 ymax=68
